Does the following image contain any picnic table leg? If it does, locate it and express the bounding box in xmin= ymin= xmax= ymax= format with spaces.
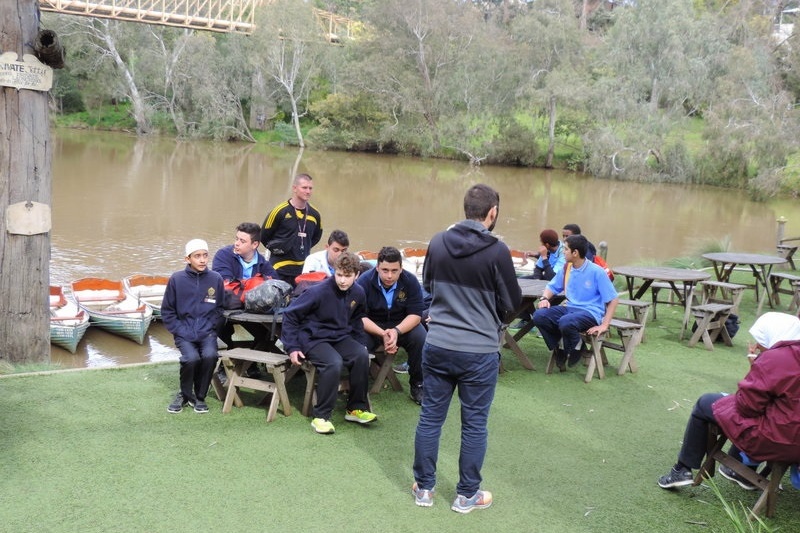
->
xmin=583 ymin=333 xmax=606 ymax=383
xmin=222 ymin=361 xmax=246 ymax=413
xmin=267 ymin=365 xmax=292 ymax=421
xmin=632 ymin=278 xmax=653 ymax=300
xmin=679 ymin=284 xmax=698 ymax=341
xmin=503 ymin=329 xmax=536 ymax=371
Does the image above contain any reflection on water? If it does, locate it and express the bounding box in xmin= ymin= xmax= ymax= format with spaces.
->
xmin=49 ymin=129 xmax=800 ymax=366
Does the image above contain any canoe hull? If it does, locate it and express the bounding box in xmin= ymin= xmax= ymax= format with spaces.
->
xmin=50 ymin=319 xmax=91 ymax=354
xmin=123 ymin=274 xmax=168 ymax=319
xmin=50 ymin=285 xmax=91 ymax=354
xmin=72 ymin=278 xmax=154 ymax=345
xmin=84 ymin=309 xmax=153 ymax=345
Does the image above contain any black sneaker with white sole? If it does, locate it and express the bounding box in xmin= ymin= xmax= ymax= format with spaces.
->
xmin=167 ymin=392 xmax=187 ymax=414
xmin=719 ymin=464 xmax=758 ymax=491
xmin=657 ymin=466 xmax=694 ymax=489
xmin=193 ymin=399 xmax=209 ymax=413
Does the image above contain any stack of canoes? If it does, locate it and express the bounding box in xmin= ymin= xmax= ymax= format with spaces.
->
xmin=49 ymin=285 xmax=90 ymax=354
xmin=71 ymin=277 xmax=154 ymax=345
xmin=123 ymin=274 xmax=169 ymax=319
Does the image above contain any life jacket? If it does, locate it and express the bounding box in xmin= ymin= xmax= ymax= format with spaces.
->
xmin=592 ymin=255 xmax=614 ymax=281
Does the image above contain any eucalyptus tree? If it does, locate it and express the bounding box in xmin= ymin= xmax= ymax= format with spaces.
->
xmin=347 ymin=0 xmax=514 ymax=160
xmin=586 ymin=0 xmax=726 ymax=180
xmin=698 ymin=1 xmax=800 ymax=192
xmin=509 ymin=0 xmax=589 ymax=168
xmin=46 ymin=16 xmax=153 ymax=134
xmin=249 ymin=0 xmax=328 ymax=147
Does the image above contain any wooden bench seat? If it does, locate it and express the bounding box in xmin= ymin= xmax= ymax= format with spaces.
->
xmin=545 ymin=300 xmax=649 ymax=383
xmin=300 ymin=353 xmax=376 ymax=417
xmin=695 ymin=424 xmax=791 ymax=518
xmin=777 ymin=244 xmax=797 ymax=270
xmin=217 ymin=348 xmax=294 ymax=422
xmin=686 ymin=303 xmax=734 ymax=351
xmin=769 ymin=271 xmax=800 ymax=308
xmin=649 ymin=281 xmax=682 ymax=319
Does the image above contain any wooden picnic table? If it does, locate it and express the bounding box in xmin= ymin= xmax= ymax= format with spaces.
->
xmin=612 ymin=265 xmax=710 ymax=333
xmin=701 ymin=252 xmax=787 ymax=313
xmin=503 ymin=278 xmax=549 ymax=370
xmin=223 ymin=309 xmax=282 ymax=344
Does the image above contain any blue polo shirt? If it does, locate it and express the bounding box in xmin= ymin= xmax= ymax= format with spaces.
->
xmin=546 ymin=259 xmax=617 ymax=322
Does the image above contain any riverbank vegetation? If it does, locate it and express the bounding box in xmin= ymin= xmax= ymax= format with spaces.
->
xmin=44 ymin=0 xmax=800 ymax=197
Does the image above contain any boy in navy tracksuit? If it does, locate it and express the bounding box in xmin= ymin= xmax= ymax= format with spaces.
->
xmin=162 ymin=239 xmax=225 ymax=414
xmin=281 ymin=251 xmax=377 ymax=434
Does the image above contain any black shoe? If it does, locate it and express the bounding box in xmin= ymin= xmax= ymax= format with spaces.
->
xmin=193 ymin=399 xmax=209 ymax=414
xmin=216 ymin=368 xmax=228 ymax=387
xmin=657 ymin=466 xmax=694 ymax=489
xmin=719 ymin=464 xmax=757 ymax=491
xmin=245 ymin=364 xmax=265 ymax=379
xmin=567 ymin=349 xmax=583 ymax=368
xmin=553 ymin=348 xmax=567 ymax=372
xmin=410 ymin=385 xmax=423 ymax=406
xmin=167 ymin=392 xmax=187 ymax=414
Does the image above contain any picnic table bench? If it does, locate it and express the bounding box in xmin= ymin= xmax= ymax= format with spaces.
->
xmin=215 ymin=348 xmax=295 ymax=422
xmin=545 ymin=300 xmax=651 ymax=383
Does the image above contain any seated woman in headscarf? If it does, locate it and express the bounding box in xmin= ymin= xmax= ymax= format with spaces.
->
xmin=657 ymin=312 xmax=800 ymax=490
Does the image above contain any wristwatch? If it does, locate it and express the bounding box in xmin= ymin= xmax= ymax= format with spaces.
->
xmin=538 ymin=296 xmax=548 ymax=302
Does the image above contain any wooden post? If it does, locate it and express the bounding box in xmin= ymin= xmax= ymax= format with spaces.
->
xmin=0 ymin=0 xmax=52 ymax=364
xmin=777 ymin=216 xmax=787 ymax=246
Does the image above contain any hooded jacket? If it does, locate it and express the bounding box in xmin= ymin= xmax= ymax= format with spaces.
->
xmin=423 ymin=219 xmax=522 ymax=353
xmin=713 ymin=312 xmax=800 ymax=462
xmin=161 ymin=265 xmax=225 ymax=343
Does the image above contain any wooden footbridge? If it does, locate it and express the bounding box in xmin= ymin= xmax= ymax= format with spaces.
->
xmin=39 ymin=1 xmax=363 ymax=39
xmin=39 ymin=0 xmax=261 ymax=33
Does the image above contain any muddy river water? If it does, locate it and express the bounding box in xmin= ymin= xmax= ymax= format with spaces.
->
xmin=48 ymin=129 xmax=800 ymax=368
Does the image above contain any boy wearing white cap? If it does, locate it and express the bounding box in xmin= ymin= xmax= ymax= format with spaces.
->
xmin=162 ymin=239 xmax=225 ymax=413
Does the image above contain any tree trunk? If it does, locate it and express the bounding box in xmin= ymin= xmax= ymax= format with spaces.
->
xmin=546 ymin=95 xmax=557 ymax=169
xmin=0 ymin=0 xmax=52 ymax=364
xmin=290 ymin=97 xmax=305 ymax=148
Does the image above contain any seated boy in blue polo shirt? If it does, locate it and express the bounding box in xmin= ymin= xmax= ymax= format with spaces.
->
xmin=281 ymin=251 xmax=377 ymax=434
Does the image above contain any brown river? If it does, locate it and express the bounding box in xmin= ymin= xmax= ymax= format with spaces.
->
xmin=49 ymin=129 xmax=800 ymax=368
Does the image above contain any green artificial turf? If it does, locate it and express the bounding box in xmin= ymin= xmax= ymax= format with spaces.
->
xmin=2 ymin=280 xmax=798 ymax=532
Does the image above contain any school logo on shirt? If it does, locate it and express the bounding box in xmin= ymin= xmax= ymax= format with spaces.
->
xmin=397 ymin=290 xmax=407 ymax=302
xmin=204 ymin=287 xmax=217 ymax=304
xmin=350 ymin=300 xmax=357 ymax=309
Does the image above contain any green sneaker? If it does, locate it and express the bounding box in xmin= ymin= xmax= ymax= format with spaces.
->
xmin=345 ymin=409 xmax=377 ymax=424
xmin=311 ymin=418 xmax=335 ymax=434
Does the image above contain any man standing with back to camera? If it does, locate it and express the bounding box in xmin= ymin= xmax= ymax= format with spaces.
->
xmin=261 ymin=174 xmax=323 ymax=286
xmin=412 ymin=184 xmax=522 ymax=513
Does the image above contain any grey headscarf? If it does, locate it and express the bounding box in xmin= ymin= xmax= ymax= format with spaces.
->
xmin=749 ymin=312 xmax=800 ymax=349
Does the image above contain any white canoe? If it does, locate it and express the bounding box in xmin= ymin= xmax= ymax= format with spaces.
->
xmin=72 ymin=278 xmax=153 ymax=345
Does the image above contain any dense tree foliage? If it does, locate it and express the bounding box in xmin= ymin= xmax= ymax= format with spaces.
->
xmin=43 ymin=0 xmax=800 ymax=196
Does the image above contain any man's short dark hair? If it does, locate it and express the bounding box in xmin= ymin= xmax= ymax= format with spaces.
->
xmin=464 ymin=184 xmax=499 ymax=220
xmin=327 ymin=229 xmax=349 ymax=247
xmin=334 ymin=251 xmax=361 ymax=275
xmin=562 ymin=223 xmax=582 ymax=235
xmin=565 ymin=234 xmax=588 ymax=259
xmin=377 ymin=246 xmax=402 ymax=264
xmin=236 ymin=222 xmax=261 ymax=244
